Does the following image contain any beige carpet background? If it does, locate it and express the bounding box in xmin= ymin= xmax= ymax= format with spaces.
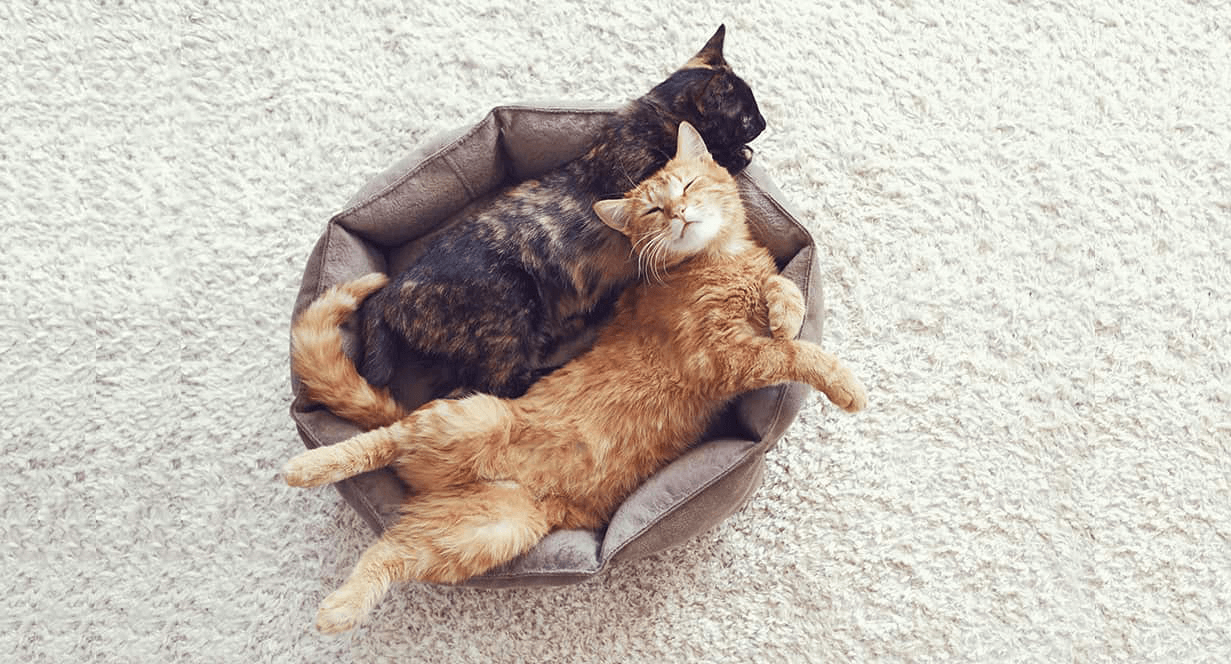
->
xmin=2 ymin=1 xmax=1228 ymax=661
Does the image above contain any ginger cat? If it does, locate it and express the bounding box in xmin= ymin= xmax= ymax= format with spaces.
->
xmin=285 ymin=122 xmax=866 ymax=634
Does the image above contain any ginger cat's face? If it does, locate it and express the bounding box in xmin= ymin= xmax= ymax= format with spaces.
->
xmin=593 ymin=122 xmax=746 ymax=278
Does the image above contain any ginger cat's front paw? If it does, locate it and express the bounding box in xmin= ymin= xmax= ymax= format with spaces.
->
xmin=765 ymin=275 xmax=805 ymax=340
xmin=825 ymin=367 xmax=868 ymax=413
xmin=315 ymin=587 xmax=369 ymax=634
xmin=769 ymin=301 xmax=804 ymax=340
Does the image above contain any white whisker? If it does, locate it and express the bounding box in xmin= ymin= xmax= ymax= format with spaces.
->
xmin=632 ymin=232 xmax=655 ymax=279
xmin=645 ymin=233 xmax=660 ymax=283
xmin=649 ymin=230 xmax=671 ymax=284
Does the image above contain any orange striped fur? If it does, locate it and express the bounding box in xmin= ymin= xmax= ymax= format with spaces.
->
xmin=291 ymin=273 xmax=408 ymax=430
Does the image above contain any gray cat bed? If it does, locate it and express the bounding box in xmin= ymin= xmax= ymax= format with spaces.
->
xmin=289 ymin=103 xmax=824 ymax=587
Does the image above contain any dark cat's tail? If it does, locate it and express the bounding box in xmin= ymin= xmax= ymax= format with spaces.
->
xmin=291 ymin=274 xmax=408 ymax=429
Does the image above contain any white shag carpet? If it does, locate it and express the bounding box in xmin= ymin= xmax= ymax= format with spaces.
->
xmin=3 ymin=1 xmax=1228 ymax=661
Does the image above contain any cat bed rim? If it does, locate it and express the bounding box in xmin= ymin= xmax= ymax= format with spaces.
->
xmin=288 ymin=102 xmax=824 ymax=587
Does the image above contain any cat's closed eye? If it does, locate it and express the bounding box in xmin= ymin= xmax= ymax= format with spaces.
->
xmin=643 ymin=206 xmax=662 ymax=216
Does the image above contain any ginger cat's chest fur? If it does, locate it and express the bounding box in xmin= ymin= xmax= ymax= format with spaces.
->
xmin=492 ymin=119 xmax=779 ymax=526
xmin=507 ymin=245 xmax=777 ymax=527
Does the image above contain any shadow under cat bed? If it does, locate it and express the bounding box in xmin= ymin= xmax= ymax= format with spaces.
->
xmin=289 ymin=104 xmax=825 ymax=588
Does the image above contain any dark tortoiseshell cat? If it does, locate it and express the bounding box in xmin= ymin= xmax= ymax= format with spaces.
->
xmin=357 ymin=25 xmax=766 ymax=399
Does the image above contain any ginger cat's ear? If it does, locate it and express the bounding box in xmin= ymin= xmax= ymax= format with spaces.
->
xmin=675 ymin=121 xmax=712 ymax=162
xmin=593 ymin=199 xmax=631 ymax=233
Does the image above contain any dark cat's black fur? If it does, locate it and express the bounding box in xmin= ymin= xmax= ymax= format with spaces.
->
xmin=359 ymin=25 xmax=766 ymax=398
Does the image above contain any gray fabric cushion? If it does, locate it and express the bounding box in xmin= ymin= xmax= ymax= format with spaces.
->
xmin=289 ymin=103 xmax=823 ymax=587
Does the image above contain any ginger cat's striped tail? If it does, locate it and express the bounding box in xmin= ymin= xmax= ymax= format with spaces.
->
xmin=291 ymin=273 xmax=408 ymax=430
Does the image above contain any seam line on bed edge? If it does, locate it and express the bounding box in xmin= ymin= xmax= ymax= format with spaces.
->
xmin=600 ymin=442 xmax=763 ymax=565
xmin=480 ymin=566 xmax=598 ymax=580
xmin=335 ymin=111 xmax=497 ymax=219
xmin=443 ymin=153 xmax=478 ymax=200
xmin=313 ymin=221 xmax=336 ymax=298
xmin=334 ymin=105 xmax=619 ymax=222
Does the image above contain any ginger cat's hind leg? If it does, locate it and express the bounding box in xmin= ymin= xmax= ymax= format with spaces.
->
xmin=313 ymin=482 xmax=550 ymax=634
xmin=284 ymin=393 xmax=515 ymax=491
xmin=383 ymin=394 xmax=516 ymax=491
xmin=283 ymin=426 xmax=402 ymax=488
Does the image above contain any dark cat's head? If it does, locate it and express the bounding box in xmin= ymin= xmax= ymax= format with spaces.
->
xmin=593 ymin=122 xmax=749 ymax=279
xmin=646 ymin=25 xmax=767 ymax=173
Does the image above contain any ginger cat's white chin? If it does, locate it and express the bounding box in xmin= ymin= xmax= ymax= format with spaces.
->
xmin=670 ymin=212 xmax=723 ymax=254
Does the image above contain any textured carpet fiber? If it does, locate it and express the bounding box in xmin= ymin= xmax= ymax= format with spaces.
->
xmin=3 ymin=1 xmax=1229 ymax=661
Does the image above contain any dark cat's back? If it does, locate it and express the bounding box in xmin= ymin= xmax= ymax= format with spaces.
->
xmin=360 ymin=167 xmax=632 ymax=395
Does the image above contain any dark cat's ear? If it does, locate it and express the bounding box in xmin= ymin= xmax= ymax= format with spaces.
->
xmin=593 ymin=199 xmax=631 ymax=233
xmin=675 ymin=121 xmax=712 ymax=161
xmin=684 ymin=25 xmax=728 ymax=69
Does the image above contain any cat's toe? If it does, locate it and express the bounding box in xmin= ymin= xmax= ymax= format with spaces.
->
xmin=316 ymin=606 xmax=361 ymax=635
xmin=838 ymin=377 xmax=868 ymax=413
xmin=283 ymin=453 xmax=333 ymax=488
xmin=770 ymin=317 xmax=803 ymax=340
xmin=315 ymin=593 xmax=366 ymax=634
xmin=282 ymin=458 xmax=312 ymax=487
xmin=822 ymin=369 xmax=867 ymax=413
